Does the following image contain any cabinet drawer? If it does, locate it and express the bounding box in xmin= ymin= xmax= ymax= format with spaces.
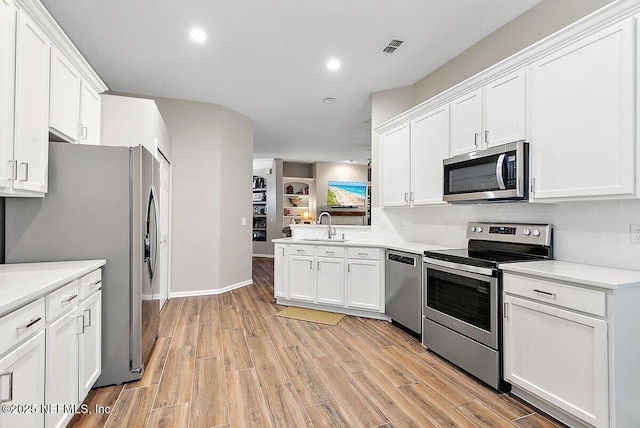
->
xmin=317 ymin=246 xmax=345 ymax=258
xmin=0 ymin=298 xmax=46 ymax=356
xmin=289 ymin=244 xmax=316 ymax=256
xmin=503 ymin=274 xmax=605 ymax=317
xmin=347 ymin=247 xmax=381 ymax=260
xmin=46 ymin=280 xmax=79 ymax=322
xmin=79 ymin=269 xmax=102 ymax=300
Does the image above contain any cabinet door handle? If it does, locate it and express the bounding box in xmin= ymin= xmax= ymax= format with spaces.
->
xmin=410 ymin=192 xmax=414 ymax=202
xmin=533 ymin=289 xmax=556 ymax=298
xmin=503 ymin=302 xmax=508 ymax=319
xmin=531 ymin=178 xmax=536 ymax=194
xmin=309 ymin=261 xmax=313 ymax=270
xmin=317 ymin=261 xmax=320 ymax=270
xmin=18 ymin=162 xmax=28 ymax=182
xmin=7 ymin=160 xmax=17 ymax=180
xmin=348 ymin=264 xmax=351 ymax=273
xmin=84 ymin=308 xmax=92 ymax=328
xmin=281 ymin=248 xmax=286 ymax=256
xmin=474 ymin=133 xmax=479 ymax=147
xmin=16 ymin=317 xmax=42 ymax=331
xmin=404 ymin=192 xmax=408 ymax=203
xmin=0 ymin=372 xmax=13 ymax=403
xmin=82 ymin=126 xmax=88 ymax=140
xmin=77 ymin=315 xmax=85 ymax=334
xmin=60 ymin=294 xmax=78 ymax=304
xmin=484 ymin=130 xmax=489 ymax=144
xmin=77 ymin=123 xmax=83 ymax=140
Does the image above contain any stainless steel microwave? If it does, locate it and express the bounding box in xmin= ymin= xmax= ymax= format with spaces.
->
xmin=443 ymin=141 xmax=528 ymax=203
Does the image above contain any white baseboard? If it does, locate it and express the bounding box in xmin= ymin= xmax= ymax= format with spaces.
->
xmin=169 ymin=279 xmax=253 ymax=298
xmin=252 ymin=254 xmax=274 ymax=258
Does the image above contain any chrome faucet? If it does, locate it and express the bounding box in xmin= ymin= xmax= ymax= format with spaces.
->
xmin=316 ymin=212 xmax=336 ymax=239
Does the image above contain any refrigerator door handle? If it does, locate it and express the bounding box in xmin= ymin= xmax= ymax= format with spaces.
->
xmin=147 ymin=185 xmax=160 ymax=281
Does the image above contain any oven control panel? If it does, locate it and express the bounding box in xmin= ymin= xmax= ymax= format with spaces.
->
xmin=467 ymin=222 xmax=552 ymax=246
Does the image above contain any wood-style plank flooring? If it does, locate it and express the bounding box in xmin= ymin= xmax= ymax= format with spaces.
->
xmin=69 ymin=257 xmax=565 ymax=428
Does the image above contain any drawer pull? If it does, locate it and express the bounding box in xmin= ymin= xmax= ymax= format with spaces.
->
xmin=533 ymin=289 xmax=556 ymax=298
xmin=90 ymin=280 xmax=102 ymax=288
xmin=60 ymin=294 xmax=78 ymax=304
xmin=358 ymin=252 xmax=368 ymax=256
xmin=0 ymin=372 xmax=13 ymax=403
xmin=296 ymin=249 xmax=305 ymax=253
xmin=16 ymin=317 xmax=42 ymax=331
xmin=325 ymin=251 xmax=335 ymax=254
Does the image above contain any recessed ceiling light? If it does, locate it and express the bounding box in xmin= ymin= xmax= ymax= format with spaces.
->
xmin=190 ymin=28 xmax=207 ymax=43
xmin=327 ymin=58 xmax=341 ymax=71
xmin=323 ymin=97 xmax=337 ymax=104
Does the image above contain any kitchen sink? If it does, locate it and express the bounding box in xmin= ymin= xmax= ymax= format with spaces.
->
xmin=299 ymin=238 xmax=348 ymax=242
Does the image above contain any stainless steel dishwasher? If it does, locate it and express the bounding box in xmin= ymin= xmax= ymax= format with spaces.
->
xmin=385 ymin=249 xmax=423 ymax=335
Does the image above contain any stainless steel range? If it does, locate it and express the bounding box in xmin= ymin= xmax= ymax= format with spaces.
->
xmin=422 ymin=222 xmax=553 ymax=391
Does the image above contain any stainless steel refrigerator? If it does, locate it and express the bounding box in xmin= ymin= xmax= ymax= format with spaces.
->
xmin=5 ymin=142 xmax=160 ymax=387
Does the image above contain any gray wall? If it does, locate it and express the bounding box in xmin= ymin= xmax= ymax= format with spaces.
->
xmin=155 ymin=97 xmax=253 ymax=294
xmin=283 ymin=161 xmax=313 ymax=178
xmin=313 ymin=162 xmax=368 ymax=213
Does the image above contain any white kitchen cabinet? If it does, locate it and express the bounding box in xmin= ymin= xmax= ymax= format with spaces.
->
xmin=381 ymin=123 xmax=411 ymax=206
xmin=0 ymin=331 xmax=45 ymax=428
xmin=46 ymin=306 xmax=80 ymax=428
xmin=347 ymin=248 xmax=382 ymax=311
xmin=78 ymin=290 xmax=101 ymax=401
xmin=449 ymin=89 xmax=483 ymax=156
xmin=288 ymin=255 xmax=316 ymax=302
xmin=529 ymin=18 xmax=634 ymax=200
xmin=10 ymin=7 xmax=50 ymax=195
xmin=49 ymin=46 xmax=81 ymax=142
xmin=503 ymin=294 xmax=608 ymax=428
xmin=274 ymin=244 xmax=288 ymax=298
xmin=450 ymin=69 xmax=526 ymax=156
xmin=380 ymin=107 xmax=449 ymax=207
xmin=316 ymin=257 xmax=345 ymax=306
xmin=79 ymin=80 xmax=101 ymax=145
xmin=410 ymin=105 xmax=449 ymax=205
xmin=49 ymin=47 xmax=102 ymax=146
xmin=0 ymin=0 xmax=16 ymax=191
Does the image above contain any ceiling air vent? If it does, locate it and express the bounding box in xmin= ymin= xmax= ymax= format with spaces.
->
xmin=382 ymin=38 xmax=404 ymax=54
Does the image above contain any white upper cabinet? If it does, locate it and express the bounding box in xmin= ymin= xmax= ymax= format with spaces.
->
xmin=0 ymin=0 xmax=16 ymax=191
xmin=529 ymin=18 xmax=635 ymax=200
xmin=49 ymin=47 xmax=102 ymax=145
xmin=450 ymin=88 xmax=483 ymax=155
xmin=450 ymin=69 xmax=527 ymax=156
xmin=483 ymin=69 xmax=526 ymax=147
xmin=80 ymin=80 xmax=101 ymax=145
xmin=12 ymin=8 xmax=50 ymax=194
xmin=49 ymin=46 xmax=81 ymax=142
xmin=381 ymin=123 xmax=411 ymax=206
xmin=410 ymin=105 xmax=449 ymax=205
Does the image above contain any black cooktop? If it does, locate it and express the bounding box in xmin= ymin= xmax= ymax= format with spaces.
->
xmin=424 ymin=239 xmax=552 ymax=269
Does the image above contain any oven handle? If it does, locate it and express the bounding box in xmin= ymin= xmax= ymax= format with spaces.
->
xmin=424 ymin=258 xmax=497 ymax=278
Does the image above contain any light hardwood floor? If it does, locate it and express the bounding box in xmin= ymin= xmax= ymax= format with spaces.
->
xmin=69 ymin=257 xmax=565 ymax=428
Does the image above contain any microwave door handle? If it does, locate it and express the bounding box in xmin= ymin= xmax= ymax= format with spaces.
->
xmin=496 ymin=154 xmax=506 ymax=190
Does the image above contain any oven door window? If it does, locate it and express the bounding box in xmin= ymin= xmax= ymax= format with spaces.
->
xmin=426 ymin=268 xmax=491 ymax=331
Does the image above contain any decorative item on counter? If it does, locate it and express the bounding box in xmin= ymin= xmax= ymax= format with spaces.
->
xmin=288 ymin=196 xmax=302 ymax=207
xmin=286 ymin=184 xmax=294 ymax=194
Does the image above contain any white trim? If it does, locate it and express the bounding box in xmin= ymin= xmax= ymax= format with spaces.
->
xmin=276 ymin=298 xmax=390 ymax=321
xmin=253 ymin=254 xmax=275 ymax=258
xmin=168 ymin=279 xmax=253 ymax=298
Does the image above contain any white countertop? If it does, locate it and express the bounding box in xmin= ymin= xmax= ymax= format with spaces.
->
xmin=500 ymin=260 xmax=640 ymax=290
xmin=272 ymin=237 xmax=451 ymax=254
xmin=0 ymin=260 xmax=106 ymax=317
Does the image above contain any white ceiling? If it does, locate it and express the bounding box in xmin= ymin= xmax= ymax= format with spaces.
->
xmin=41 ymin=0 xmax=540 ymax=164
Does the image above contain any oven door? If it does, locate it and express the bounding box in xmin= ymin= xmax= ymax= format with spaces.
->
xmin=424 ymin=259 xmax=498 ymax=349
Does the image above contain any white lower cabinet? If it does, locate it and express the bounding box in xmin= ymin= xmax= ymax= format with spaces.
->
xmin=316 ymin=257 xmax=345 ymax=306
xmin=78 ymin=291 xmax=101 ymax=400
xmin=274 ymin=244 xmax=288 ymax=298
xmin=45 ymin=307 xmax=81 ymax=428
xmin=503 ymin=294 xmax=608 ymax=428
xmin=288 ymin=255 xmax=315 ymax=302
xmin=0 ymin=330 xmax=45 ymax=428
xmin=276 ymin=243 xmax=384 ymax=316
xmin=347 ymin=259 xmax=381 ymax=311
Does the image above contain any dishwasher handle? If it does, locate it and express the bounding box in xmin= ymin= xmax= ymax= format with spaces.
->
xmin=387 ymin=252 xmax=417 ymax=267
